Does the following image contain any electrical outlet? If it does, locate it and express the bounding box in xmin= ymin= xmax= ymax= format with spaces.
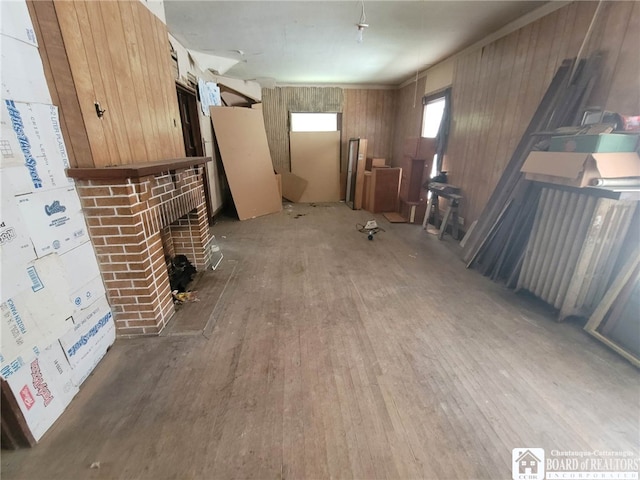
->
xmin=458 ymin=216 xmax=465 ymax=226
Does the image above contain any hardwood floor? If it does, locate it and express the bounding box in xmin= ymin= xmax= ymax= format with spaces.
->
xmin=2 ymin=202 xmax=638 ymax=479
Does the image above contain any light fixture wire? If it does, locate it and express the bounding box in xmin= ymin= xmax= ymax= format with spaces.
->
xmin=356 ymin=0 xmax=369 ymax=43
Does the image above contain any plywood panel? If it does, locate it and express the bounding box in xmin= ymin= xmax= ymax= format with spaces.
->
xmin=33 ymin=0 xmax=183 ymax=167
xmin=274 ymin=169 xmax=308 ymax=203
xmin=102 ymin=1 xmax=146 ymax=162
xmin=261 ymin=87 xmax=395 ymax=180
xmin=128 ymin=1 xmax=162 ymax=161
xmin=27 ymin=0 xmax=93 ymax=168
xmin=149 ymin=5 xmax=184 ymax=159
xmin=119 ymin=1 xmax=157 ymax=162
xmin=83 ymin=0 xmax=134 ymax=165
xmin=290 ymin=132 xmax=341 ymax=203
xmin=136 ymin=2 xmax=175 ymax=160
xmin=210 ymin=107 xmax=281 ymax=220
xmin=440 ymin=1 xmax=639 ymax=228
xmin=72 ymin=1 xmax=120 ymax=165
xmin=262 ymin=87 xmax=343 ymax=172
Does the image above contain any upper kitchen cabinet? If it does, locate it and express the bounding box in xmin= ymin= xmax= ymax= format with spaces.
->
xmin=27 ymin=0 xmax=185 ymax=168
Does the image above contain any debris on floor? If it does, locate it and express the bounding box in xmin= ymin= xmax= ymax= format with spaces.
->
xmin=168 ymin=255 xmax=197 ymax=292
xmin=210 ymin=235 xmax=224 ymax=271
xmin=357 ymin=220 xmax=385 ymax=240
xmin=172 ymin=290 xmax=200 ymax=304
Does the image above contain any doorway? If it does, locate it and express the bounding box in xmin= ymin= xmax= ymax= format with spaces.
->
xmin=176 ymin=84 xmax=204 ymax=157
xmin=176 ymin=83 xmax=213 ymax=223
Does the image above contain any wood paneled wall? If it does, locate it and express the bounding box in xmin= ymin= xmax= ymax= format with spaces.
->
xmin=390 ymin=77 xmax=427 ymax=168
xmin=342 ymin=89 xmax=397 ymax=170
xmin=262 ymin=87 xmax=397 ymax=173
xmin=444 ymin=1 xmax=639 ymax=227
xmin=28 ymin=0 xmax=184 ymax=168
xmin=261 ymin=87 xmax=343 ymax=172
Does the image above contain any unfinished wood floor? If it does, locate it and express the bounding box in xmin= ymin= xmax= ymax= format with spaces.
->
xmin=2 ymin=203 xmax=638 ymax=479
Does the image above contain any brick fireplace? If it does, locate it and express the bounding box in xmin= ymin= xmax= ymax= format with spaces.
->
xmin=67 ymin=158 xmax=213 ymax=336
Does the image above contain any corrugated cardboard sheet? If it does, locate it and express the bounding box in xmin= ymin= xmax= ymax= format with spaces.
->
xmin=521 ymin=151 xmax=640 ymax=188
xmin=6 ymin=342 xmax=78 ymax=441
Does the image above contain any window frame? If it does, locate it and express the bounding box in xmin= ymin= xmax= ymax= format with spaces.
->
xmin=289 ymin=112 xmax=340 ymax=133
xmin=419 ymin=88 xmax=452 ymax=178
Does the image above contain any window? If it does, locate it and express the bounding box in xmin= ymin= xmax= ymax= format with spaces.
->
xmin=290 ymin=113 xmax=338 ymax=132
xmin=421 ymin=97 xmax=446 ymax=138
xmin=420 ymin=89 xmax=451 ymax=179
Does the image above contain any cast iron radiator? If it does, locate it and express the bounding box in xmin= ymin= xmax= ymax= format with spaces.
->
xmin=517 ymin=186 xmax=637 ymax=321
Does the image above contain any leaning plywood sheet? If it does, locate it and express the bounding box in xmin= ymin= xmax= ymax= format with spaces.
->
xmin=210 ymin=107 xmax=281 ymax=220
xmin=274 ymin=167 xmax=308 ymax=202
xmin=290 ymin=131 xmax=340 ymax=203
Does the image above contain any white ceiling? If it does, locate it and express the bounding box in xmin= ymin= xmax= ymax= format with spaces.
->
xmin=164 ymin=1 xmax=547 ymax=87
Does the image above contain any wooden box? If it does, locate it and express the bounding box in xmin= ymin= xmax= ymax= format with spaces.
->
xmin=366 ymin=167 xmax=402 ymax=214
xmin=365 ymin=157 xmax=386 ymax=171
xmin=399 ymin=140 xmax=435 ymax=204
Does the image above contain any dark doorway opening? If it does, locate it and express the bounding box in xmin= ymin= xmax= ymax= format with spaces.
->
xmin=176 ymin=83 xmax=213 ymax=224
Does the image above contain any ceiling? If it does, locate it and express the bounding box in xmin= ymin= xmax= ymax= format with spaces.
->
xmin=164 ymin=1 xmax=548 ymax=87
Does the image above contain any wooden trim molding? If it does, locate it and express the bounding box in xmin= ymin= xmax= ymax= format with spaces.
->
xmin=66 ymin=156 xmax=212 ymax=180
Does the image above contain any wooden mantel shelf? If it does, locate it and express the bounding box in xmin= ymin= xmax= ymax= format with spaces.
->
xmin=66 ymin=157 xmax=212 ymax=181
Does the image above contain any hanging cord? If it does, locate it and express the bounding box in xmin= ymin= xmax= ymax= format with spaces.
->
xmin=359 ymin=0 xmax=367 ymax=25
xmin=570 ymin=0 xmax=604 ymax=82
xmin=412 ymin=69 xmax=419 ymax=108
xmin=412 ymin=2 xmax=426 ymax=108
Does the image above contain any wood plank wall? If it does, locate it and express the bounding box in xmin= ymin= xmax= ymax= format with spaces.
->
xmin=27 ymin=0 xmax=184 ymax=168
xmin=390 ymin=77 xmax=427 ymax=168
xmin=261 ymin=87 xmax=343 ymax=172
xmin=262 ymin=87 xmax=397 ymax=173
xmin=341 ymin=89 xmax=397 ymax=171
xmin=444 ymin=1 xmax=640 ymax=227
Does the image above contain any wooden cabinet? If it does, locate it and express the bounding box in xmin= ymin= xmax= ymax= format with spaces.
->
xmin=398 ymin=138 xmax=435 ymax=223
xmin=366 ymin=167 xmax=401 ymax=213
xmin=399 ymin=140 xmax=435 ymax=203
xmin=27 ymin=0 xmax=185 ymax=168
xmin=362 ymin=167 xmax=402 ymax=213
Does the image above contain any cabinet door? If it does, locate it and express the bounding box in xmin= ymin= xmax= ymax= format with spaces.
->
xmin=31 ymin=0 xmax=185 ymax=167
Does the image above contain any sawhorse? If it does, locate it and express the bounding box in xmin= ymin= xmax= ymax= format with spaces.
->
xmin=422 ymin=191 xmax=463 ymax=240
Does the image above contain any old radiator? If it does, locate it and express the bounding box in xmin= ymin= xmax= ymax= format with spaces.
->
xmin=517 ymin=187 xmax=637 ymax=321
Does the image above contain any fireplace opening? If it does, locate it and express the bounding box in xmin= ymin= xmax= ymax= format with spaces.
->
xmin=68 ymin=158 xmax=213 ymax=336
xmin=160 ymin=220 xmax=198 ymax=295
xmin=167 ymin=255 xmax=197 ymax=293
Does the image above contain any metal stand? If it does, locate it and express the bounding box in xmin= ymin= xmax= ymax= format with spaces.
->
xmin=422 ymin=183 xmax=463 ymax=240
